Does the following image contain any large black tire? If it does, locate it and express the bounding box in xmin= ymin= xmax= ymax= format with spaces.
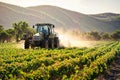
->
xmin=31 ymin=44 xmax=34 ymax=49
xmin=42 ymin=40 xmax=49 ymax=49
xmin=45 ymin=40 xmax=49 ymax=49
xmin=51 ymin=39 xmax=54 ymax=48
xmin=24 ymin=40 xmax=29 ymax=49
xmin=49 ymin=39 xmax=54 ymax=48
xmin=54 ymin=37 xmax=59 ymax=48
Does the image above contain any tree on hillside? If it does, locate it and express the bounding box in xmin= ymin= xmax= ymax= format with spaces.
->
xmin=26 ymin=27 xmax=35 ymax=34
xmin=0 ymin=25 xmax=14 ymax=42
xmin=111 ymin=30 xmax=120 ymax=40
xmin=88 ymin=31 xmax=101 ymax=40
xmin=6 ymin=29 xmax=15 ymax=36
xmin=84 ymin=33 xmax=94 ymax=40
xmin=101 ymin=32 xmax=111 ymax=40
xmin=0 ymin=31 xmax=9 ymax=42
xmin=6 ymin=29 xmax=15 ymax=42
xmin=0 ymin=25 xmax=4 ymax=32
xmin=12 ymin=21 xmax=30 ymax=42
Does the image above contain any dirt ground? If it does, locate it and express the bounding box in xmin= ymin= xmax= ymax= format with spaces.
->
xmin=97 ymin=55 xmax=120 ymax=80
xmin=16 ymin=40 xmax=24 ymax=49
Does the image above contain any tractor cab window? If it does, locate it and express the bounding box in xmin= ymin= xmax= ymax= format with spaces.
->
xmin=42 ymin=25 xmax=49 ymax=35
xmin=37 ymin=25 xmax=49 ymax=35
xmin=37 ymin=26 xmax=42 ymax=32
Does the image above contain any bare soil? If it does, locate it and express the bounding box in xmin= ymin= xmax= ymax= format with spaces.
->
xmin=97 ymin=55 xmax=120 ymax=80
xmin=16 ymin=40 xmax=24 ymax=49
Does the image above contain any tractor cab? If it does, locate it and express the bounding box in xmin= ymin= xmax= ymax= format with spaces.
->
xmin=33 ymin=23 xmax=55 ymax=36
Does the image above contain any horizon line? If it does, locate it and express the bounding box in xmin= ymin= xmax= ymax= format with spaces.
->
xmin=0 ymin=1 xmax=120 ymax=15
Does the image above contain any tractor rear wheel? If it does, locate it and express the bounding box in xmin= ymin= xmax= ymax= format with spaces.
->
xmin=49 ymin=39 xmax=54 ymax=48
xmin=31 ymin=44 xmax=34 ymax=49
xmin=24 ymin=40 xmax=29 ymax=49
xmin=51 ymin=39 xmax=54 ymax=48
xmin=54 ymin=37 xmax=59 ymax=48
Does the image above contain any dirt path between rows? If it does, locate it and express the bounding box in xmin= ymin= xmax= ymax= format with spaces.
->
xmin=97 ymin=55 xmax=120 ymax=80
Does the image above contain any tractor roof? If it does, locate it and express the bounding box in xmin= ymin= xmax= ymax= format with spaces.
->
xmin=35 ymin=23 xmax=54 ymax=26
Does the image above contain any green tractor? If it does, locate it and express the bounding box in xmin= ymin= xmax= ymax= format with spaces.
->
xmin=23 ymin=23 xmax=59 ymax=49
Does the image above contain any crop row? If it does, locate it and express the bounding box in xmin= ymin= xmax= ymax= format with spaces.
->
xmin=0 ymin=42 xmax=119 ymax=80
xmin=69 ymin=42 xmax=120 ymax=80
xmin=18 ymin=42 xmax=118 ymax=80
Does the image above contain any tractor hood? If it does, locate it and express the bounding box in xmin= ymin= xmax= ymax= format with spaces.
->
xmin=34 ymin=33 xmax=40 ymax=36
xmin=33 ymin=33 xmax=43 ymax=41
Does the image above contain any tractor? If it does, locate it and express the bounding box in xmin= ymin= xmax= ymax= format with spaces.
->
xmin=23 ymin=23 xmax=59 ymax=49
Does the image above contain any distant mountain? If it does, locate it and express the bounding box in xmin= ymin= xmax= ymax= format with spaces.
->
xmin=0 ymin=2 xmax=119 ymax=32
xmin=91 ymin=13 xmax=120 ymax=28
xmin=0 ymin=2 xmax=47 ymax=28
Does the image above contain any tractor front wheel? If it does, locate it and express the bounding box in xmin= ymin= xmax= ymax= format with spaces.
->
xmin=45 ymin=40 xmax=49 ymax=49
xmin=54 ymin=37 xmax=59 ymax=48
xmin=42 ymin=40 xmax=49 ymax=49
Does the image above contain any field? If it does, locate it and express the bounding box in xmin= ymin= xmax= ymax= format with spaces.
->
xmin=0 ymin=41 xmax=120 ymax=80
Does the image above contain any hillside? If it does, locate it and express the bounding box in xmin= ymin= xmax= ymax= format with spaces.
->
xmin=91 ymin=13 xmax=120 ymax=28
xmin=0 ymin=2 xmax=119 ymax=32
xmin=28 ymin=5 xmax=118 ymax=32
xmin=0 ymin=2 xmax=51 ymax=28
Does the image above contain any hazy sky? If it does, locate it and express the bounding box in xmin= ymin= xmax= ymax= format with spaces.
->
xmin=0 ymin=0 xmax=120 ymax=14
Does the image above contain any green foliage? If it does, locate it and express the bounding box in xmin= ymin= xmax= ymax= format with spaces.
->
xmin=0 ymin=25 xmax=4 ymax=32
xmin=101 ymin=32 xmax=111 ymax=40
xmin=0 ymin=30 xmax=9 ymax=42
xmin=12 ymin=21 xmax=30 ymax=42
xmin=0 ymin=29 xmax=15 ymax=43
xmin=6 ymin=29 xmax=15 ymax=37
xmin=86 ymin=31 xmax=101 ymax=40
xmin=0 ymin=42 xmax=120 ymax=79
xmin=111 ymin=30 xmax=120 ymax=40
xmin=71 ymin=30 xmax=120 ymax=41
xmin=0 ymin=21 xmax=35 ymax=43
xmin=0 ymin=24 xmax=15 ymax=42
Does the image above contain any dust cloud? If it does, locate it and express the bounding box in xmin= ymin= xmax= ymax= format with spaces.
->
xmin=55 ymin=28 xmax=95 ymax=48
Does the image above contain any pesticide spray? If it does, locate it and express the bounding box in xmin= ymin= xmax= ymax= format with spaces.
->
xmin=56 ymin=28 xmax=95 ymax=48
